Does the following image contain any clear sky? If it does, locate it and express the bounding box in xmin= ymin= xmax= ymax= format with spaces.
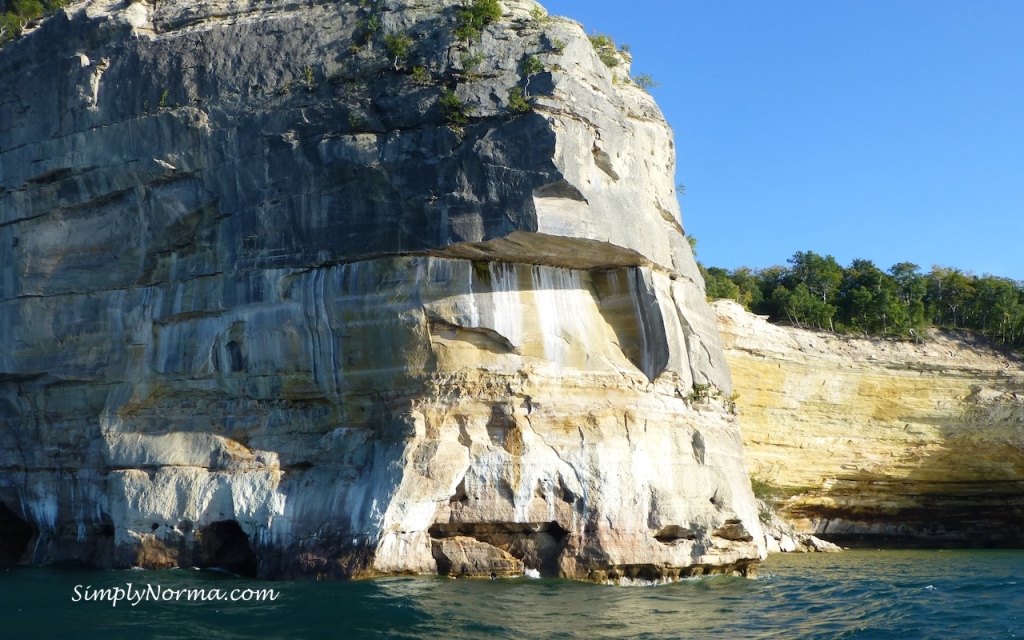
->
xmin=539 ymin=0 xmax=1024 ymax=280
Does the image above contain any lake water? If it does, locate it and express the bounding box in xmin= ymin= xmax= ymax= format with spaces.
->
xmin=2 ymin=550 xmax=1021 ymax=638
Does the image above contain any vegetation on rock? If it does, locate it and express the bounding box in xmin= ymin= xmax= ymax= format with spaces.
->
xmin=410 ymin=65 xmax=432 ymax=86
xmin=355 ymin=6 xmax=383 ymax=46
xmin=749 ymin=476 xmax=783 ymax=522
xmin=520 ymin=53 xmax=543 ymax=77
xmin=0 ymin=0 xmax=67 ymax=47
xmin=383 ymin=32 xmax=413 ymax=70
xmin=507 ymin=86 xmax=530 ymax=113
xmin=686 ymin=382 xmax=711 ymax=404
xmin=458 ymin=50 xmax=485 ymax=78
xmin=454 ymin=0 xmax=502 ymax=42
xmin=438 ymin=87 xmax=471 ymax=126
xmin=632 ymin=73 xmax=659 ymax=92
xmin=700 ymin=250 xmax=1024 ymax=349
xmin=588 ymin=32 xmax=621 ymax=68
xmin=520 ymin=53 xmax=543 ymax=96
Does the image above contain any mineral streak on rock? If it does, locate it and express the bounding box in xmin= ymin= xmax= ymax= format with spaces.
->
xmin=715 ymin=300 xmax=1024 ymax=547
xmin=0 ymin=0 xmax=764 ymax=581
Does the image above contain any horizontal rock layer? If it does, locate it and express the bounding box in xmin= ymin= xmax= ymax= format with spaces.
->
xmin=715 ymin=300 xmax=1024 ymax=546
xmin=0 ymin=0 xmax=763 ymax=580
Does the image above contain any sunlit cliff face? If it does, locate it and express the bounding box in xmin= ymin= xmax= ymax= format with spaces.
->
xmin=716 ymin=299 xmax=1024 ymax=547
xmin=0 ymin=0 xmax=763 ymax=580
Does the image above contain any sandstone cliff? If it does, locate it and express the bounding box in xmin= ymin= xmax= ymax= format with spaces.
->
xmin=715 ymin=300 xmax=1024 ymax=547
xmin=0 ymin=0 xmax=764 ymax=581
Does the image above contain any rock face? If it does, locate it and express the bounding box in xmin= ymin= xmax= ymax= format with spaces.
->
xmin=0 ymin=0 xmax=764 ymax=580
xmin=715 ymin=300 xmax=1024 ymax=547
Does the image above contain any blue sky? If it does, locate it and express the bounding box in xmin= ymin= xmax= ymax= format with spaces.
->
xmin=539 ymin=1 xmax=1024 ymax=280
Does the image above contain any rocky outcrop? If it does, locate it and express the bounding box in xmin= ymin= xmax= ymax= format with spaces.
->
xmin=0 ymin=0 xmax=764 ymax=581
xmin=715 ymin=300 xmax=1024 ymax=547
xmin=760 ymin=523 xmax=841 ymax=554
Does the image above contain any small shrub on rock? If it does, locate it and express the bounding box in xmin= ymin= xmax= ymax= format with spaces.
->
xmin=439 ymin=88 xmax=471 ymax=126
xmin=588 ymin=32 xmax=620 ymax=68
xmin=508 ymin=87 xmax=530 ymax=113
xmin=454 ymin=0 xmax=502 ymax=42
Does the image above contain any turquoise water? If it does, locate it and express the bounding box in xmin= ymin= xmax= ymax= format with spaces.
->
xmin=2 ymin=550 xmax=1022 ymax=639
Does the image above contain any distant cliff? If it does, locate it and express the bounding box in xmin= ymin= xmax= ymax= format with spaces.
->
xmin=715 ymin=300 xmax=1024 ymax=547
xmin=0 ymin=0 xmax=764 ymax=581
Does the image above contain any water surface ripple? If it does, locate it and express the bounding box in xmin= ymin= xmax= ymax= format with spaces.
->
xmin=1 ymin=550 xmax=1021 ymax=638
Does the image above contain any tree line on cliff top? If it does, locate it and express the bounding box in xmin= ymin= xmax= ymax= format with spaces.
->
xmin=698 ymin=248 xmax=1024 ymax=350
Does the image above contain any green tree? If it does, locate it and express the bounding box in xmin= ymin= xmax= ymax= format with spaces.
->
xmin=454 ymin=0 xmax=502 ymax=41
xmin=972 ymin=275 xmax=1022 ymax=344
xmin=889 ymin=262 xmax=927 ymax=334
xmin=838 ymin=258 xmax=903 ymax=334
xmin=1 ymin=0 xmax=66 ymax=46
xmin=727 ymin=266 xmax=765 ymax=310
xmin=771 ymin=283 xmax=836 ymax=330
xmin=11 ymin=0 xmax=43 ymax=20
xmin=748 ymin=265 xmax=789 ymax=317
xmin=788 ymin=251 xmax=843 ymax=305
xmin=632 ymin=73 xmax=659 ymax=92
xmin=926 ymin=267 xmax=976 ymax=328
xmin=0 ymin=13 xmax=20 ymax=44
xmin=507 ymin=86 xmax=530 ymax=113
xmin=383 ymin=32 xmax=413 ymax=70
xmin=700 ymin=265 xmax=740 ymax=301
xmin=520 ymin=53 xmax=543 ymax=96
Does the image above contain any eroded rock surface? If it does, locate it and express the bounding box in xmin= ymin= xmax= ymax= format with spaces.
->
xmin=0 ymin=0 xmax=763 ymax=580
xmin=715 ymin=300 xmax=1024 ymax=547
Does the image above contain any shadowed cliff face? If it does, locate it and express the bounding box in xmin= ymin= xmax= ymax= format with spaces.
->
xmin=0 ymin=0 xmax=763 ymax=581
xmin=715 ymin=300 xmax=1024 ymax=547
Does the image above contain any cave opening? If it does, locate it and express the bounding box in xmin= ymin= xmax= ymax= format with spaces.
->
xmin=199 ymin=520 xmax=258 ymax=578
xmin=226 ymin=341 xmax=246 ymax=373
xmin=428 ymin=521 xmax=569 ymax=578
xmin=0 ymin=502 xmax=36 ymax=564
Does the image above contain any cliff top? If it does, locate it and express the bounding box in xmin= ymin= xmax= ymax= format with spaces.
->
xmin=715 ymin=299 xmax=1024 ymax=375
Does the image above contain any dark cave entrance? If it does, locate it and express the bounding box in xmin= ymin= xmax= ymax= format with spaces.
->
xmin=199 ymin=520 xmax=258 ymax=578
xmin=225 ymin=340 xmax=246 ymax=373
xmin=428 ymin=521 xmax=569 ymax=578
xmin=0 ymin=502 xmax=36 ymax=564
